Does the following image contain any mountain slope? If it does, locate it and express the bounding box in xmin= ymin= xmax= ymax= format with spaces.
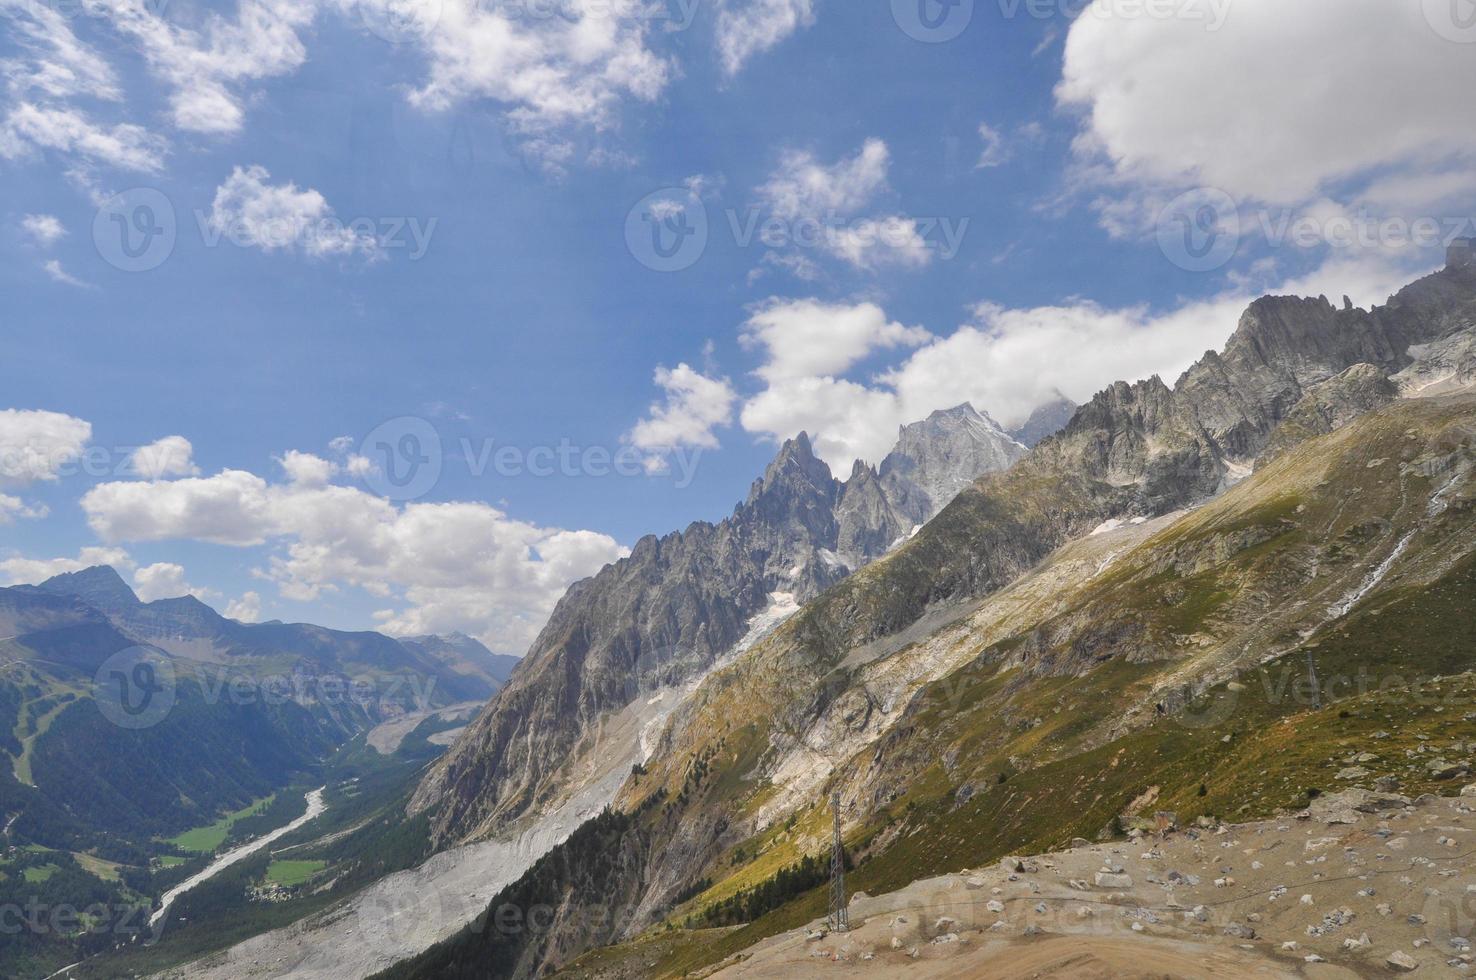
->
xmin=372 ymin=260 xmax=1476 ymax=980
xmin=410 ymin=409 xmax=1027 ymax=845
xmin=384 ymin=387 xmax=1476 ymax=980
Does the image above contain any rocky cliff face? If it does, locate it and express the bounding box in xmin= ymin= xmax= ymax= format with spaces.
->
xmin=410 ymin=412 xmax=1028 ymax=844
xmin=1008 ymin=393 xmax=1077 ymax=448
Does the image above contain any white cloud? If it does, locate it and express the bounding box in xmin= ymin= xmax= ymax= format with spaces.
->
xmin=80 ymin=463 xmax=628 ymax=655
xmin=42 ymin=258 xmax=89 ymax=288
xmin=21 ymin=214 xmax=64 ymax=246
xmin=0 ymin=409 xmax=92 ymax=487
xmin=1057 ymin=0 xmax=1476 ymax=207
xmin=95 ymin=0 xmax=315 ymax=136
xmin=0 ymin=546 xmax=133 ymax=586
xmin=716 ymin=0 xmax=816 ymax=76
xmin=207 ymin=165 xmax=378 ymax=258
xmin=0 ymin=0 xmax=121 ymax=102
xmin=225 ymin=590 xmax=262 ymax=622
xmin=736 ymin=252 xmax=1421 ymax=470
xmin=754 ymin=138 xmax=939 ymax=270
xmin=0 ymin=494 xmax=46 ymax=523
xmin=738 ymin=294 xmax=1245 ymax=468
xmin=759 ymin=138 xmax=890 ymax=223
xmin=128 ymin=436 xmax=199 ymax=479
xmin=133 ymin=562 xmax=215 ymax=602
xmin=740 ymin=298 xmax=930 ymax=383
xmin=824 ymin=216 xmax=932 ymax=270
xmin=123 ymin=439 xmax=195 ymax=482
xmin=375 ymin=0 xmax=673 ymax=174
xmin=278 ymin=450 xmax=336 ymax=485
xmin=83 ymin=470 xmax=274 ymax=546
xmin=977 ymin=122 xmax=1009 ymax=169
xmin=0 ymin=103 xmax=166 ymax=172
xmin=627 ymin=363 xmax=737 ymax=456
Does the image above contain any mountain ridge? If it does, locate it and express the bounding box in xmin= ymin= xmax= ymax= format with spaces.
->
xmin=409 ymin=404 xmax=1030 ymax=844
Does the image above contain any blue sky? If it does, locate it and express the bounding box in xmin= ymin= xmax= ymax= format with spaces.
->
xmin=2 ymin=0 xmax=1473 ymax=653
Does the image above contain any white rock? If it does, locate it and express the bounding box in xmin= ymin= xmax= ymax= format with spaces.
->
xmin=1386 ymin=949 xmax=1419 ymax=971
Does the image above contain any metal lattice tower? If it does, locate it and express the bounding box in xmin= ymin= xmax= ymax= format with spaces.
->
xmin=827 ymin=791 xmax=849 ymax=933
xmin=1305 ymin=648 xmax=1323 ymax=711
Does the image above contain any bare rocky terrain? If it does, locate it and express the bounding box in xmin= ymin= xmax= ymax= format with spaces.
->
xmin=694 ymin=788 xmax=1476 ymax=978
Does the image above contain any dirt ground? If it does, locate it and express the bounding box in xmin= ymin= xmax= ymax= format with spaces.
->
xmin=705 ymin=788 xmax=1476 ymax=979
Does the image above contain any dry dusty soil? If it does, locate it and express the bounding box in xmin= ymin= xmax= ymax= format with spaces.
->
xmin=699 ymin=788 xmax=1476 ymax=979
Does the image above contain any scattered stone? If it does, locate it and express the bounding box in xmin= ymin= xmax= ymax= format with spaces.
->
xmin=1386 ymin=949 xmax=1419 ymax=971
xmin=1095 ymin=872 xmax=1133 ymax=889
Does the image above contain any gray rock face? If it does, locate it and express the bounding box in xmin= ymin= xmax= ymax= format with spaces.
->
xmin=880 ymin=404 xmax=1027 ymax=524
xmin=411 ymin=413 xmax=1028 ymax=844
xmin=1038 ymin=261 xmax=1476 ymax=517
xmin=835 ymin=404 xmax=1028 ymax=565
xmin=1009 ymin=394 xmax=1077 ymax=448
xmin=1258 ymin=363 xmax=1398 ymax=466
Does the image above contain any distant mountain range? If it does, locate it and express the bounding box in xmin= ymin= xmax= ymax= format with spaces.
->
xmin=0 ymin=568 xmax=508 ymax=858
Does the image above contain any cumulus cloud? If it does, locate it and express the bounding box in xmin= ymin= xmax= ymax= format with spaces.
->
xmin=716 ymin=0 xmax=816 ymax=76
xmin=754 ymin=138 xmax=939 ymax=271
xmin=0 ymin=546 xmax=133 ymax=586
xmin=736 ymin=252 xmax=1417 ymax=471
xmin=370 ymin=0 xmax=672 ymax=173
xmin=21 ymin=214 xmax=64 ymax=246
xmin=225 ymin=590 xmax=262 ymax=622
xmin=206 ymin=165 xmax=378 ymax=258
xmin=96 ymin=0 xmax=315 ymax=136
xmin=740 ymin=298 xmax=930 ymax=384
xmin=80 ymin=462 xmax=628 ymax=654
xmin=0 ymin=494 xmax=46 ymax=523
xmin=127 ymin=436 xmax=199 ymax=479
xmin=1057 ymin=0 xmax=1476 ymax=207
xmin=277 ymin=450 xmax=336 ymax=485
xmin=0 ymin=409 xmax=92 ymax=487
xmin=133 ymin=561 xmax=215 ymax=602
xmin=760 ymin=138 xmax=890 ymax=223
xmin=627 ymin=364 xmax=737 ymax=459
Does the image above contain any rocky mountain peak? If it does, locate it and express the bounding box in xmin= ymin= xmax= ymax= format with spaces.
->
xmin=748 ymin=431 xmax=834 ymax=503
xmin=1009 ymin=393 xmax=1078 ymax=448
xmin=37 ymin=565 xmax=140 ymax=613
